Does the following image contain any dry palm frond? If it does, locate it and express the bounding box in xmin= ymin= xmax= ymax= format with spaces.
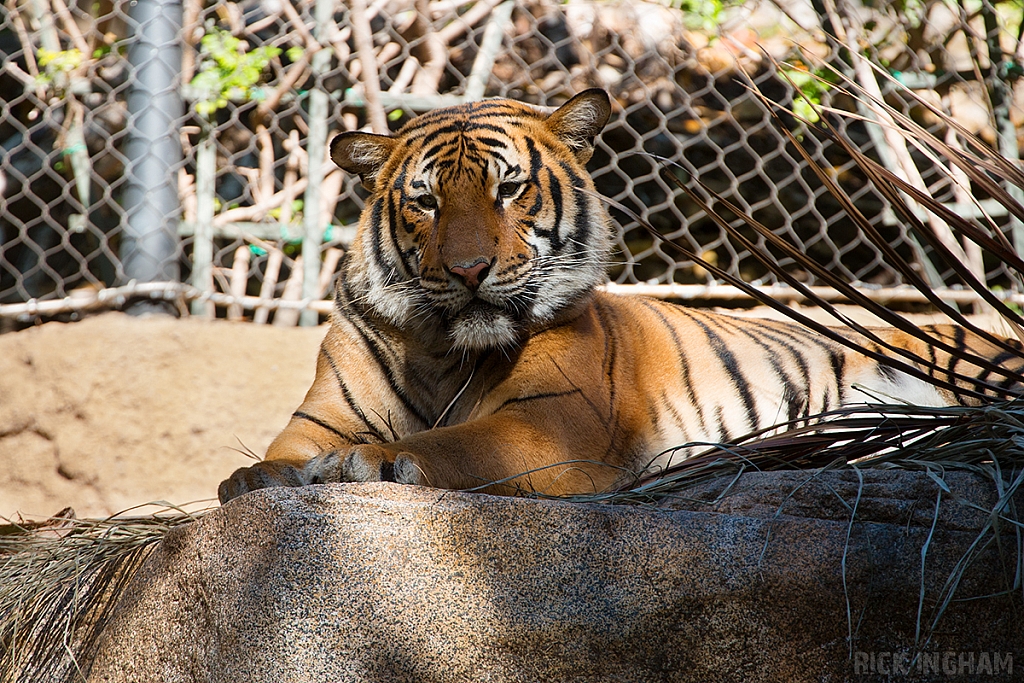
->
xmin=585 ymin=49 xmax=1024 ymax=650
xmin=624 ymin=46 xmax=1024 ymax=399
xmin=621 ymin=400 xmax=1024 ymax=497
xmin=0 ymin=503 xmax=212 ymax=683
xmin=583 ymin=47 xmax=1024 ymax=536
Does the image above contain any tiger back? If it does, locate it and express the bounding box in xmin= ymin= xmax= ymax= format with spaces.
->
xmin=218 ymin=89 xmax=1024 ymax=503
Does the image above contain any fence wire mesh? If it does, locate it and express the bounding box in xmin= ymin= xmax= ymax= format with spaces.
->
xmin=2 ymin=0 xmax=1024 ymax=327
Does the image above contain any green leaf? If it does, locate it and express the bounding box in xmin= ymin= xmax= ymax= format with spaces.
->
xmin=189 ymin=26 xmax=282 ymax=114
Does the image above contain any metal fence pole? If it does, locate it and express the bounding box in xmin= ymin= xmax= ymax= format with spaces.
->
xmin=120 ymin=0 xmax=183 ymax=309
xmin=299 ymin=0 xmax=335 ymax=327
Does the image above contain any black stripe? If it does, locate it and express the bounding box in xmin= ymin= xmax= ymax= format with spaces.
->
xmin=638 ymin=299 xmax=711 ymax=435
xmin=827 ymin=348 xmax=846 ymax=408
xmin=319 ymin=346 xmax=386 ymax=441
xmin=660 ymin=388 xmax=687 ymax=434
xmin=336 ymin=251 xmax=357 ymax=310
xmin=421 ymin=141 xmax=452 ymax=161
xmin=464 ymin=122 xmax=518 ymax=136
xmin=558 ymin=159 xmax=590 ymax=255
xmin=727 ymin=321 xmax=808 ymax=422
xmin=525 ymin=138 xmax=544 ymax=216
xmin=877 ymin=363 xmax=900 ymax=383
xmin=593 ymin=297 xmax=618 ymax=421
xmin=345 ymin=315 xmax=431 ymax=426
xmin=419 ymin=123 xmax=466 ymax=146
xmin=741 ymin=326 xmax=811 ymax=410
xmin=740 ymin=317 xmax=845 ymax=410
xmin=367 ymin=198 xmax=390 ymax=278
xmin=292 ymin=411 xmax=349 ymax=441
xmin=927 ymin=339 xmax=938 ymax=381
xmin=678 ymin=308 xmax=760 ymax=432
xmin=713 ymin=406 xmax=729 ymax=442
xmin=948 ymin=325 xmax=965 ymax=384
xmin=534 ymin=168 xmax=564 ymax=250
xmin=476 ymin=137 xmax=507 ymax=148
xmin=386 ymin=172 xmax=405 ymax=275
xmin=999 ymin=371 xmax=1024 ymax=392
xmin=465 ymin=101 xmax=535 ymax=117
xmin=496 ymin=388 xmax=583 ymax=413
xmin=976 ymin=350 xmax=1024 ymax=389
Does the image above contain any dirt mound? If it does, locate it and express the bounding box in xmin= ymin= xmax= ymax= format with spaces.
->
xmin=0 ymin=312 xmax=325 ymax=519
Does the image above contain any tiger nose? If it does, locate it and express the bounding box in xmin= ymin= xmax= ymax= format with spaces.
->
xmin=450 ymin=259 xmax=491 ymax=291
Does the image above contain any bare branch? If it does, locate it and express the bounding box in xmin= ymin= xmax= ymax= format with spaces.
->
xmin=280 ymin=0 xmax=321 ymax=51
xmin=50 ymin=0 xmax=91 ymax=56
xmin=411 ymin=0 xmax=447 ymax=95
xmin=349 ymin=0 xmax=389 ymax=133
xmin=437 ymin=0 xmax=503 ymax=45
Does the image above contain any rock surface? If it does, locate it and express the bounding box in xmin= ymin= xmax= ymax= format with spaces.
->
xmin=76 ymin=470 xmax=1022 ymax=682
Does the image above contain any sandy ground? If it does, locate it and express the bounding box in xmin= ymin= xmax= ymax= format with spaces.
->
xmin=1 ymin=304 xmax=1011 ymax=521
xmin=0 ymin=312 xmax=325 ymax=520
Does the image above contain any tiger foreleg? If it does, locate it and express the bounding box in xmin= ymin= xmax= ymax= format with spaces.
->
xmin=303 ymin=411 xmax=624 ymax=496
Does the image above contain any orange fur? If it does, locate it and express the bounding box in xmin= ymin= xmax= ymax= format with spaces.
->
xmin=218 ymin=90 xmax=1023 ymax=503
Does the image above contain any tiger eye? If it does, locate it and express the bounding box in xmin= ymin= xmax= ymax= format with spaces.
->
xmin=497 ymin=182 xmax=522 ymax=199
xmin=416 ymin=195 xmax=438 ymax=210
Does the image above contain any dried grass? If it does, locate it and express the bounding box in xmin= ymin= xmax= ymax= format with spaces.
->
xmin=0 ymin=502 xmax=214 ymax=682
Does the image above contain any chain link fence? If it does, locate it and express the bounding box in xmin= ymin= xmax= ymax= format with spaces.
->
xmin=3 ymin=0 xmax=1024 ymax=329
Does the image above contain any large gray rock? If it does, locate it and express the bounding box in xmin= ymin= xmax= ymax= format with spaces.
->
xmin=84 ymin=471 xmax=1020 ymax=682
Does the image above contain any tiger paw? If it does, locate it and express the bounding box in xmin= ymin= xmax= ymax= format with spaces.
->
xmin=303 ymin=445 xmax=426 ymax=486
xmin=218 ymin=460 xmax=305 ymax=504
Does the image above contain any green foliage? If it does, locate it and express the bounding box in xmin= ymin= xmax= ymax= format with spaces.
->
xmin=781 ymin=63 xmax=837 ymax=123
xmin=268 ymin=199 xmax=304 ymax=221
xmin=671 ymin=0 xmax=729 ymax=32
xmin=35 ymin=48 xmax=83 ymax=88
xmin=190 ymin=26 xmax=282 ymax=117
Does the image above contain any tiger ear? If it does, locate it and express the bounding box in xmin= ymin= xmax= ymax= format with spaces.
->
xmin=330 ymin=131 xmax=397 ymax=191
xmin=545 ymin=89 xmax=611 ymax=164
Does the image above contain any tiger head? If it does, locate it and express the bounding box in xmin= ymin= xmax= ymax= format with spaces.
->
xmin=330 ymin=89 xmax=613 ymax=351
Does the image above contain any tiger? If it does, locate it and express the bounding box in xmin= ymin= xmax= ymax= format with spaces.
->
xmin=218 ymin=88 xmax=1024 ymax=504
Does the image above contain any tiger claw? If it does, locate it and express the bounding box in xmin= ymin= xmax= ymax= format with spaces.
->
xmin=393 ymin=453 xmax=426 ymax=485
xmin=304 ymin=450 xmax=344 ymax=484
xmin=313 ymin=445 xmax=425 ymax=485
xmin=218 ymin=460 xmax=305 ymax=504
xmin=220 ymin=446 xmax=428 ymax=503
xmin=340 ymin=446 xmax=394 ymax=482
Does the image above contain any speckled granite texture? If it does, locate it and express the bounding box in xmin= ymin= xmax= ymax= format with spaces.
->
xmin=83 ymin=472 xmax=1021 ymax=683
